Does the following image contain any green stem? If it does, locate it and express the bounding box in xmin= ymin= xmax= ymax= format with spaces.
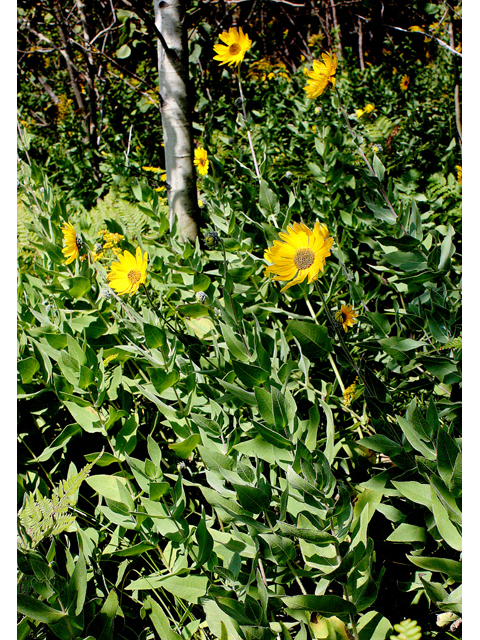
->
xmin=236 ymin=66 xmax=262 ymax=183
xmin=334 ymin=87 xmax=407 ymax=235
xmin=313 ymin=281 xmax=373 ymax=395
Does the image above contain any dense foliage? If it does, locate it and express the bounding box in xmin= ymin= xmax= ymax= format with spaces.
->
xmin=17 ymin=2 xmax=462 ymax=639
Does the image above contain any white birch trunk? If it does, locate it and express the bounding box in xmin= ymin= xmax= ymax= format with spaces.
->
xmin=154 ymin=0 xmax=198 ymax=243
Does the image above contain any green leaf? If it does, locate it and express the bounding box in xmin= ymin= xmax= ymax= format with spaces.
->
xmin=449 ymin=452 xmax=462 ymax=498
xmin=64 ymin=401 xmax=103 ymax=434
xmin=195 ymin=509 xmax=214 ymax=566
xmin=365 ymin=202 xmax=396 ymax=225
xmin=220 ymin=323 xmax=250 ymax=363
xmin=169 ymin=434 xmax=202 ymax=459
xmin=149 ymin=482 xmax=170 ymax=501
xmin=144 ymin=323 xmax=165 ymax=349
xmin=219 ymin=380 xmax=257 ymax=405
xmin=67 ymin=551 xmax=87 ymax=616
xmin=430 ymin=484 xmax=462 ymax=551
xmin=437 ymin=428 xmax=460 ymax=487
xmin=116 ymin=44 xmax=132 ymax=59
xmin=251 ymin=421 xmax=293 ymax=449
xmin=260 ymin=533 xmax=296 ymax=562
xmin=234 ymin=483 xmax=272 ymax=514
xmin=282 ymin=595 xmax=356 ymax=616
xmin=391 ymin=481 xmax=432 ymax=509
xmin=18 ymin=357 xmax=40 ymax=384
xmin=96 ymin=590 xmax=119 ymax=640
xmin=254 ymin=387 xmax=275 ymax=426
xmin=386 ymin=524 xmax=427 ymax=543
xmin=86 ymin=475 xmax=134 ymax=510
xmin=396 ymin=416 xmax=436 ymax=460
xmin=407 ymin=556 xmax=462 ymax=582
xmin=383 ymin=250 xmax=428 ymax=272
xmin=17 ymin=595 xmax=65 ymax=624
xmin=438 ymin=223 xmax=455 ymax=270
xmin=127 ymin=574 xmax=208 ymax=604
xmin=287 ymin=320 xmax=332 ymax=360
xmin=111 ymin=542 xmax=156 ymax=557
xmin=276 ymin=521 xmax=336 ymax=544
xmin=147 ymin=434 xmax=162 ymax=467
xmin=259 ymin=179 xmax=280 ymax=219
xmin=372 ymin=154 xmax=385 ymax=182
xmin=233 ymin=361 xmax=270 ymax=387
xmin=144 ymin=595 xmax=182 ymax=640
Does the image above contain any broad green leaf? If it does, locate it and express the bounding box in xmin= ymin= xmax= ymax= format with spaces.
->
xmin=254 ymin=387 xmax=275 ymax=426
xmin=372 ymin=153 xmax=385 ymax=182
xmin=111 ymin=542 xmax=156 ymax=557
xmin=195 ymin=509 xmax=214 ymax=566
xmin=220 ymin=323 xmax=250 ymax=363
xmin=149 ymin=482 xmax=170 ymax=501
xmin=449 ymin=452 xmax=462 ymax=498
xmin=287 ymin=320 xmax=332 ymax=360
xmin=67 ymin=551 xmax=87 ymax=616
xmin=259 ymin=179 xmax=280 ymax=219
xmin=96 ymin=590 xmax=120 ymax=640
xmin=386 ymin=524 xmax=427 ymax=543
xmin=437 ymin=428 xmax=460 ymax=487
xmin=383 ymin=250 xmax=428 ymax=272
xmin=144 ymin=323 xmax=165 ymax=349
xmin=251 ymin=421 xmax=293 ymax=449
xmin=282 ymin=595 xmax=356 ymax=616
xmin=365 ymin=202 xmax=396 ymax=225
xmin=86 ymin=475 xmax=134 ymax=510
xmin=116 ymin=44 xmax=132 ymax=58
xmin=430 ymin=484 xmax=462 ymax=551
xmin=143 ymin=595 xmax=182 ymax=640
xmin=391 ymin=481 xmax=432 ymax=509
xmin=233 ymin=361 xmax=269 ymax=387
xmin=64 ymin=401 xmax=103 ymax=434
xmin=17 ymin=595 xmax=65 ymax=624
xmin=234 ymin=483 xmax=272 ymax=514
xmin=198 ymin=445 xmax=234 ymax=472
xmin=18 ymin=357 xmax=40 ymax=384
xmin=147 ymin=434 xmax=162 ymax=467
xmin=260 ymin=533 xmax=296 ymax=562
xmin=219 ymin=380 xmax=257 ymax=405
xmin=62 ymin=276 xmax=91 ymax=298
xmin=407 ymin=556 xmax=462 ymax=582
xmin=356 ymin=611 xmax=392 ymax=640
xmin=177 ymin=303 xmax=210 ymax=318
xmin=438 ymin=223 xmax=455 ymax=270
xmin=127 ymin=574 xmax=208 ymax=604
xmin=396 ymin=416 xmax=436 ymax=460
xmin=169 ymin=434 xmax=202 ymax=459
xmin=276 ymin=521 xmax=336 ymax=544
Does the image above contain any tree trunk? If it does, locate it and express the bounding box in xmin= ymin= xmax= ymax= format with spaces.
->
xmin=153 ymin=0 xmax=198 ymax=243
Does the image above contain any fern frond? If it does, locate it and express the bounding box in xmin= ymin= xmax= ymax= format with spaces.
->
xmin=439 ymin=336 xmax=462 ymax=351
xmin=391 ymin=619 xmax=422 ymax=640
xmin=18 ymin=451 xmax=103 ymax=549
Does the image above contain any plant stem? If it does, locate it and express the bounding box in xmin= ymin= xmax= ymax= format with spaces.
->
xmin=236 ymin=66 xmax=261 ymax=182
xmin=334 ymin=88 xmax=407 ymax=234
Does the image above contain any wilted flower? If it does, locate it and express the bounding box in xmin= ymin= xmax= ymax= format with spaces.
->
xmin=196 ymin=291 xmax=208 ymax=304
xmin=334 ymin=304 xmax=358 ymax=333
xmin=204 ymin=230 xmax=220 ymax=248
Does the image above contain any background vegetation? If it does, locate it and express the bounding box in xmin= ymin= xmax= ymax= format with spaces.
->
xmin=17 ymin=1 xmax=462 ymax=639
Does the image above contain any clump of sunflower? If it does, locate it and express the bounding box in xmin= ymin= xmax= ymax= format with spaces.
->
xmin=61 ymin=222 xmax=84 ymax=265
xmin=356 ymin=103 xmax=375 ymax=118
xmin=400 ymin=74 xmax=410 ymax=91
xmin=92 ymin=229 xmax=125 ymax=261
xmin=247 ymin=57 xmax=289 ymax=81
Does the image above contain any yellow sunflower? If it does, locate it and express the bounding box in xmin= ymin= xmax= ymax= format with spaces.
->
xmin=213 ymin=27 xmax=252 ymax=67
xmin=264 ymin=221 xmax=334 ymax=292
xmin=334 ymin=304 xmax=358 ymax=333
xmin=107 ymin=246 xmax=148 ymax=296
xmin=194 ymin=147 xmax=209 ymax=176
xmin=400 ymin=74 xmax=410 ymax=90
xmin=61 ymin=221 xmax=82 ymax=265
xmin=304 ymin=52 xmax=338 ymax=99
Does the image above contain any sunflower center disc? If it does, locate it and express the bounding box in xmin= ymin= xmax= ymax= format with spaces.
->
xmin=128 ymin=269 xmax=142 ymax=285
xmin=293 ymin=248 xmax=315 ymax=270
xmin=229 ymin=43 xmax=241 ymax=55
